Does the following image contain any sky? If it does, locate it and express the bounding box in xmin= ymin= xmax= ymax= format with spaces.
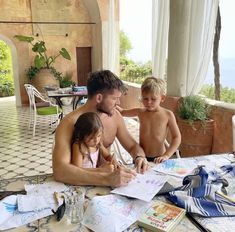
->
xmin=120 ymin=0 xmax=152 ymax=63
xmin=120 ymin=0 xmax=235 ymax=63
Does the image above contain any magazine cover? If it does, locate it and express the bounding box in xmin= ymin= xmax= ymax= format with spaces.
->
xmin=137 ymin=200 xmax=186 ymax=232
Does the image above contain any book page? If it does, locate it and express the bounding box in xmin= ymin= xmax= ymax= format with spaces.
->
xmin=83 ymin=194 xmax=149 ymax=232
xmin=152 ymin=158 xmax=198 ymax=177
xmin=111 ymin=171 xmax=168 ymax=202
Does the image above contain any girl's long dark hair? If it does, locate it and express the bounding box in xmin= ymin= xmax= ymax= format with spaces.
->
xmin=71 ymin=112 xmax=103 ymax=159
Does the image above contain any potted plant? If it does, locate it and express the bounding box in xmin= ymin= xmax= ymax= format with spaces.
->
xmin=177 ymin=95 xmax=214 ymax=157
xmin=57 ymin=71 xmax=75 ymax=106
xmin=14 ymin=35 xmax=71 ymax=92
xmin=57 ymin=71 xmax=75 ymax=89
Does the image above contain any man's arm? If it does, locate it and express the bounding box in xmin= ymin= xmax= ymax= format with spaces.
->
xmin=115 ymin=110 xmax=148 ymax=173
xmin=52 ymin=118 xmax=136 ymax=187
xmin=71 ymin=143 xmax=83 ymax=167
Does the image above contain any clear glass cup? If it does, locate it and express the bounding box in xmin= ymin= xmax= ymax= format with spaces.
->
xmin=65 ymin=189 xmax=85 ymax=224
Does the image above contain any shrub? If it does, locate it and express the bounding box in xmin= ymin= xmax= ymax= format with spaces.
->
xmin=0 ymin=77 xmax=14 ymax=97
xmin=178 ymin=95 xmax=210 ymax=124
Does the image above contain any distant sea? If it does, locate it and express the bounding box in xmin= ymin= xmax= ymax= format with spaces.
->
xmin=205 ymin=58 xmax=235 ymax=88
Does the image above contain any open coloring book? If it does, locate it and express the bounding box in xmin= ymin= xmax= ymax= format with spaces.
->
xmin=111 ymin=171 xmax=168 ymax=202
xmin=83 ymin=194 xmax=150 ymax=232
xmin=152 ymin=158 xmax=198 ymax=177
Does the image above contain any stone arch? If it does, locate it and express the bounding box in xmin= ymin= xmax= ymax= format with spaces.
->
xmin=0 ymin=34 xmax=21 ymax=106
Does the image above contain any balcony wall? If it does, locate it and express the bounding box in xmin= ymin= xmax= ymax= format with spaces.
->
xmin=120 ymin=81 xmax=235 ymax=154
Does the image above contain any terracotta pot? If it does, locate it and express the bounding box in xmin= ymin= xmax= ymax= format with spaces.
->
xmin=32 ymin=68 xmax=59 ymax=93
xmin=177 ymin=117 xmax=214 ymax=157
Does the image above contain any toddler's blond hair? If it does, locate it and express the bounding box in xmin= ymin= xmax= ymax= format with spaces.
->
xmin=141 ymin=77 xmax=166 ymax=96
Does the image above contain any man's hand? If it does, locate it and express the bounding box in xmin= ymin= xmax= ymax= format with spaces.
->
xmin=134 ymin=156 xmax=149 ymax=174
xmin=108 ymin=166 xmax=136 ymax=187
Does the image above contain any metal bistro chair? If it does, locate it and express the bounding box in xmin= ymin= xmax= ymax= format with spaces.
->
xmin=24 ymin=84 xmax=63 ymax=136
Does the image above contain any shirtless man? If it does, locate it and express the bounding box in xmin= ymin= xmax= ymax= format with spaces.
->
xmin=53 ymin=70 xmax=148 ymax=187
xmin=117 ymin=77 xmax=181 ymax=163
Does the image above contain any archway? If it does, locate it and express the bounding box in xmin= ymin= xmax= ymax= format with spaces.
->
xmin=0 ymin=34 xmax=21 ymax=106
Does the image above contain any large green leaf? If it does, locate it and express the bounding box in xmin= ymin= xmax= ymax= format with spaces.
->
xmin=32 ymin=41 xmax=46 ymax=53
xmin=34 ymin=55 xmax=46 ymax=69
xmin=14 ymin=35 xmax=34 ymax=43
xmin=59 ymin=48 xmax=71 ymax=60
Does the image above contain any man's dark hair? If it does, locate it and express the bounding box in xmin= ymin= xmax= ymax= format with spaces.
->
xmin=87 ymin=70 xmax=127 ymax=98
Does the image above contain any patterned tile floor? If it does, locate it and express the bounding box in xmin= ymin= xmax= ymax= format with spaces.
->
xmin=0 ymin=96 xmax=139 ymax=181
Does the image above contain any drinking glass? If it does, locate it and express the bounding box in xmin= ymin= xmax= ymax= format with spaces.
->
xmin=65 ymin=188 xmax=85 ymax=224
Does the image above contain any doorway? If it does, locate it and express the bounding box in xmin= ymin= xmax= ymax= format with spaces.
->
xmin=76 ymin=47 xmax=92 ymax=86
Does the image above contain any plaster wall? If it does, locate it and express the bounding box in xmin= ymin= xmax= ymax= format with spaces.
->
xmin=0 ymin=0 xmax=119 ymax=104
xmin=120 ymin=82 xmax=235 ymax=154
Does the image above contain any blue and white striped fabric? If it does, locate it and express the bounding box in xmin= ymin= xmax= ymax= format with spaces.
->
xmin=167 ymin=166 xmax=235 ymax=217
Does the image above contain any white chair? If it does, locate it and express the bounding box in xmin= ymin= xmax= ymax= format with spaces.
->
xmin=164 ymin=140 xmax=181 ymax=159
xmin=232 ymin=115 xmax=235 ymax=151
xmin=24 ymin=84 xmax=62 ymax=136
xmin=111 ymin=138 xmax=133 ymax=165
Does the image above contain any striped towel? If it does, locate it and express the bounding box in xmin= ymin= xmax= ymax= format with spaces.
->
xmin=167 ymin=166 xmax=235 ymax=217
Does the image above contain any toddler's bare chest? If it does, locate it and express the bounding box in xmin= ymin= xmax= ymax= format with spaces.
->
xmin=139 ymin=113 xmax=168 ymax=130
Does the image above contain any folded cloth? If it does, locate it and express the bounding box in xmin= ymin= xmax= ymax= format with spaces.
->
xmin=167 ymin=166 xmax=235 ymax=217
xmin=221 ymin=164 xmax=235 ymax=177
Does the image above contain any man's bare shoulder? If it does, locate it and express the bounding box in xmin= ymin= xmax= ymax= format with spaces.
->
xmin=112 ymin=109 xmax=124 ymax=123
xmin=56 ymin=107 xmax=86 ymax=132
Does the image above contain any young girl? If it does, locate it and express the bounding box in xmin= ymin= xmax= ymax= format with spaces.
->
xmin=71 ymin=112 xmax=118 ymax=169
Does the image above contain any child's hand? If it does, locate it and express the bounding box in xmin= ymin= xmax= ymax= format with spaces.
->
xmin=116 ymin=105 xmax=123 ymax=112
xmin=105 ymin=154 xmax=121 ymax=170
xmin=154 ymin=155 xmax=169 ymax=163
xmin=110 ymin=158 xmax=121 ymax=170
xmin=99 ymin=163 xmax=115 ymax=172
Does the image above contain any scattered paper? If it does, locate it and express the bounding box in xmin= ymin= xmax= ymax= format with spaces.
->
xmin=111 ymin=172 xmax=168 ymax=202
xmin=0 ymin=181 xmax=67 ymax=230
xmin=17 ymin=194 xmax=55 ymax=212
xmin=0 ymin=195 xmax=53 ymax=231
xmin=152 ymin=158 xmax=198 ymax=177
xmin=82 ymin=194 xmax=149 ymax=232
xmin=24 ymin=181 xmax=68 ymax=195
xmin=195 ymin=155 xmax=231 ymax=169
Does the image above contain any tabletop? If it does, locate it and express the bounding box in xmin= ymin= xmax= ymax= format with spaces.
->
xmin=47 ymin=89 xmax=87 ymax=110
xmin=1 ymin=153 xmax=235 ymax=232
xmin=0 ymin=174 xmax=200 ymax=232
